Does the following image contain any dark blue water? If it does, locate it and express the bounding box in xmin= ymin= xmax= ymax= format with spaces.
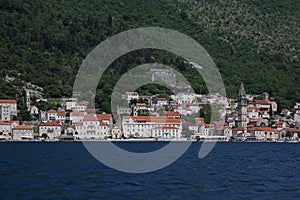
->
xmin=1 ymin=142 xmax=300 ymax=199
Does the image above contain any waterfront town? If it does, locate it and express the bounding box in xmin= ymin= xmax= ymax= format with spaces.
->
xmin=0 ymin=83 xmax=300 ymax=142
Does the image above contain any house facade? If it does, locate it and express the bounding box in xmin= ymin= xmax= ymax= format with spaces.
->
xmin=12 ymin=125 xmax=34 ymax=140
xmin=122 ymin=116 xmax=182 ymax=138
xmin=75 ymin=114 xmax=110 ymax=140
xmin=39 ymin=121 xmax=62 ymax=140
xmin=0 ymin=99 xmax=17 ymax=121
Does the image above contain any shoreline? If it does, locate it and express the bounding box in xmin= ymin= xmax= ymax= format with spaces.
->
xmin=0 ymin=139 xmax=298 ymax=143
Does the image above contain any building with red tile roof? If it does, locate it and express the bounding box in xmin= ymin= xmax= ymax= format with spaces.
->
xmin=0 ymin=99 xmax=17 ymax=121
xmin=122 ymin=116 xmax=182 ymax=138
xmin=12 ymin=125 xmax=34 ymax=140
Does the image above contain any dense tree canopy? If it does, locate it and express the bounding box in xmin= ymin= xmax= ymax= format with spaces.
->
xmin=0 ymin=0 xmax=299 ymax=112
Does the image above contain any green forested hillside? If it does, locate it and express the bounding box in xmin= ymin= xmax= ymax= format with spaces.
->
xmin=0 ymin=0 xmax=299 ymax=112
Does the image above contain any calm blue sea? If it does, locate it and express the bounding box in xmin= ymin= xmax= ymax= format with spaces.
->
xmin=1 ymin=142 xmax=300 ymax=199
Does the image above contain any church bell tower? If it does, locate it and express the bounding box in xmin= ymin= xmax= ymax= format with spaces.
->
xmin=238 ymin=83 xmax=247 ymax=129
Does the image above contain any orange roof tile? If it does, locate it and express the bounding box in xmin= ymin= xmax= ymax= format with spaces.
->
xmin=40 ymin=121 xmax=61 ymax=126
xmin=47 ymin=109 xmax=57 ymax=114
xmin=232 ymin=127 xmax=245 ymax=131
xmin=204 ymin=124 xmax=213 ymax=128
xmin=123 ymin=116 xmax=181 ymax=124
xmin=13 ymin=125 xmax=33 ymax=130
xmin=83 ymin=114 xmax=98 ymax=121
xmin=57 ymin=112 xmax=66 ymax=117
xmin=0 ymin=121 xmax=11 ymax=125
xmin=157 ymin=98 xmax=167 ymax=101
xmin=285 ymin=128 xmax=298 ymax=133
xmin=0 ymin=99 xmax=17 ymax=104
xmin=97 ymin=114 xmax=112 ymax=121
xmin=195 ymin=117 xmax=204 ymax=121
xmin=165 ymin=111 xmax=181 ymax=116
xmin=71 ymin=111 xmax=85 ymax=116
xmin=100 ymin=122 xmax=108 ymax=126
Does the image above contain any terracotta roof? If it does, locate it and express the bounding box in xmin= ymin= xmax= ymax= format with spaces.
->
xmin=157 ymin=98 xmax=167 ymax=101
xmin=71 ymin=111 xmax=85 ymax=116
xmin=123 ymin=116 xmax=181 ymax=124
xmin=136 ymin=103 xmax=148 ymax=107
xmin=40 ymin=121 xmax=61 ymax=126
xmin=0 ymin=99 xmax=17 ymax=104
xmin=165 ymin=111 xmax=181 ymax=116
xmin=13 ymin=125 xmax=33 ymax=130
xmin=97 ymin=114 xmax=112 ymax=121
xmin=172 ymin=104 xmax=180 ymax=109
xmin=253 ymin=127 xmax=279 ymax=133
xmin=47 ymin=109 xmax=57 ymax=114
xmin=83 ymin=114 xmax=98 ymax=121
xmin=249 ymin=100 xmax=273 ymax=105
xmin=285 ymin=128 xmax=298 ymax=133
xmin=204 ymin=124 xmax=213 ymax=128
xmin=152 ymin=126 xmax=179 ymax=130
xmin=100 ymin=122 xmax=108 ymax=126
xmin=232 ymin=127 xmax=245 ymax=131
xmin=57 ymin=112 xmax=66 ymax=117
xmin=0 ymin=121 xmax=11 ymax=125
xmin=195 ymin=117 xmax=204 ymax=121
xmin=213 ymin=121 xmax=227 ymax=127
xmin=216 ymin=126 xmax=229 ymax=131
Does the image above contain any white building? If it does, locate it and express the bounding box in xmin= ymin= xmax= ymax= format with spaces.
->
xmin=156 ymin=98 xmax=168 ymax=106
xmin=122 ymin=116 xmax=182 ymax=138
xmin=56 ymin=112 xmax=66 ymax=124
xmin=29 ymin=106 xmax=39 ymax=115
xmin=0 ymin=99 xmax=17 ymax=121
xmin=175 ymin=92 xmax=196 ymax=104
xmin=65 ymin=99 xmax=77 ymax=111
xmin=123 ymin=92 xmax=139 ymax=103
xmin=70 ymin=111 xmax=85 ymax=124
xmin=39 ymin=121 xmax=62 ymax=140
xmin=111 ymin=125 xmax=123 ymax=139
xmin=12 ymin=125 xmax=34 ymax=140
xmin=75 ymin=114 xmax=110 ymax=140
xmin=151 ymin=126 xmax=181 ymax=139
xmin=47 ymin=110 xmax=57 ymax=121
xmin=0 ymin=121 xmax=12 ymax=140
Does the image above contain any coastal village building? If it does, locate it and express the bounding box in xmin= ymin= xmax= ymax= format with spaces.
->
xmin=12 ymin=125 xmax=34 ymax=140
xmin=122 ymin=116 xmax=182 ymax=138
xmin=29 ymin=106 xmax=39 ymax=115
xmin=151 ymin=126 xmax=181 ymax=139
xmin=46 ymin=110 xmax=66 ymax=124
xmin=75 ymin=114 xmax=110 ymax=140
xmin=0 ymin=121 xmax=12 ymax=140
xmin=39 ymin=121 xmax=62 ymax=140
xmin=96 ymin=114 xmax=113 ymax=128
xmin=0 ymin=99 xmax=17 ymax=121
xmin=70 ymin=111 xmax=85 ymax=124
xmin=173 ymin=92 xmax=196 ymax=105
xmin=111 ymin=125 xmax=123 ymax=139
xmin=123 ymin=92 xmax=139 ymax=103
xmin=0 ymin=120 xmax=20 ymax=140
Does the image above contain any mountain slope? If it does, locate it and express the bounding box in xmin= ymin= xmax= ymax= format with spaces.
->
xmin=0 ymin=0 xmax=299 ymax=111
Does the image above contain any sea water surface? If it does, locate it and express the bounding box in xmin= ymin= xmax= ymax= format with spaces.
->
xmin=1 ymin=142 xmax=300 ymax=199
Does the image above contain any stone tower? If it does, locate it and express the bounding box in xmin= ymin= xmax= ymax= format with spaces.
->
xmin=26 ymin=90 xmax=30 ymax=111
xmin=238 ymin=83 xmax=247 ymax=128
